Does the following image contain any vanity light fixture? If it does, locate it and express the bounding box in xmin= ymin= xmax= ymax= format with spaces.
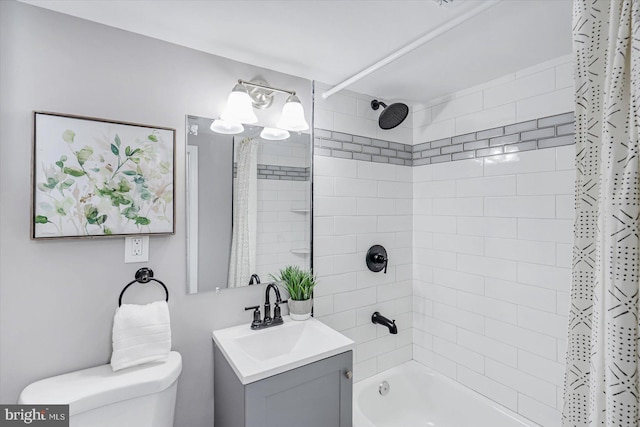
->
xmin=211 ymin=78 xmax=309 ymax=135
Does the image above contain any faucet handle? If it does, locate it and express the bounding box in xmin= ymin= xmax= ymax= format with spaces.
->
xmin=245 ymin=305 xmax=262 ymax=329
xmin=273 ymin=302 xmax=282 ymax=321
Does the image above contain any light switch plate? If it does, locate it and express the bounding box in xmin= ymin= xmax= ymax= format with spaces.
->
xmin=125 ymin=236 xmax=149 ymax=263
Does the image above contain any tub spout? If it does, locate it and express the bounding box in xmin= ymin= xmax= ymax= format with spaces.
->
xmin=371 ymin=312 xmax=397 ymax=334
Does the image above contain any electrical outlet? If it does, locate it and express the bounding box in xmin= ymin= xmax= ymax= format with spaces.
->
xmin=125 ymin=236 xmax=149 ymax=263
xmin=131 ymin=237 xmax=143 ymax=256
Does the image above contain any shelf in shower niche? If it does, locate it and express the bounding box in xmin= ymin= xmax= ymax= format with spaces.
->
xmin=290 ymin=248 xmax=310 ymax=255
xmin=290 ymin=209 xmax=310 ymax=214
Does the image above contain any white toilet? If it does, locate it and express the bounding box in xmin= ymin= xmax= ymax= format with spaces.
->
xmin=18 ymin=351 xmax=182 ymax=427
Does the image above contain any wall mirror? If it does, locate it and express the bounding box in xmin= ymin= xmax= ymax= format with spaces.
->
xmin=186 ymin=115 xmax=312 ymax=294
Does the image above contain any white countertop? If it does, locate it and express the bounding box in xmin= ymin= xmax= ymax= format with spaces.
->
xmin=212 ymin=316 xmax=354 ymax=385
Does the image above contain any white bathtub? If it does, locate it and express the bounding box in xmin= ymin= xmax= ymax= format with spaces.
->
xmin=353 ymin=361 xmax=537 ymax=427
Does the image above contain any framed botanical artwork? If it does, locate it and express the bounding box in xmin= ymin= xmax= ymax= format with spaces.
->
xmin=31 ymin=112 xmax=175 ymax=239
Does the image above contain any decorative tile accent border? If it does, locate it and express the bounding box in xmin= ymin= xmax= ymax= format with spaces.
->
xmin=315 ymin=111 xmax=575 ymax=166
xmin=412 ymin=111 xmax=575 ymax=165
xmin=258 ymin=165 xmax=310 ymax=181
xmin=234 ymin=164 xmax=310 ymax=181
xmin=314 ymin=129 xmax=413 ymax=166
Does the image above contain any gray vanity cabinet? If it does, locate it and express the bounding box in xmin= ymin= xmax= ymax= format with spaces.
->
xmin=214 ymin=347 xmax=353 ymax=427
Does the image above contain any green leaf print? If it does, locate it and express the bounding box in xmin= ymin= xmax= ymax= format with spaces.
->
xmin=35 ymin=215 xmax=49 ymax=224
xmin=122 ymin=205 xmax=139 ymax=219
xmin=84 ymin=205 xmax=106 ymax=225
xmin=60 ymin=179 xmax=74 ymax=190
xmin=43 ymin=177 xmax=58 ymax=189
xmin=135 ymin=216 xmax=151 ymax=225
xmin=75 ymin=146 xmax=94 ymax=166
xmin=63 ymin=167 xmax=85 ymax=177
xmin=117 ymin=178 xmax=132 ymax=193
xmin=62 ymin=130 xmax=75 ymax=143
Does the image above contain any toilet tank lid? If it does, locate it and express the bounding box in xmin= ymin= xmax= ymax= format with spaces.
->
xmin=18 ymin=351 xmax=182 ymax=416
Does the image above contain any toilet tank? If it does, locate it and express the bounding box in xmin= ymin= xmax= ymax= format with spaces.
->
xmin=18 ymin=351 xmax=182 ymax=427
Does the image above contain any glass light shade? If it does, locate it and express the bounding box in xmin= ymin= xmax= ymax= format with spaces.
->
xmin=210 ymin=119 xmax=244 ymax=134
xmin=260 ymin=127 xmax=290 ymax=141
xmin=276 ymin=94 xmax=309 ymax=131
xmin=221 ymin=84 xmax=258 ymax=124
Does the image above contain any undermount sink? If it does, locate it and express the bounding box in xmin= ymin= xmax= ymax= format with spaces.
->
xmin=212 ymin=316 xmax=354 ymax=384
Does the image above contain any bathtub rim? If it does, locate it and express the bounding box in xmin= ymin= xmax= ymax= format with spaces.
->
xmin=353 ymin=360 xmax=541 ymax=427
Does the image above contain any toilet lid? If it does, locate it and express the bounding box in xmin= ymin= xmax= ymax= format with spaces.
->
xmin=18 ymin=351 xmax=181 ymax=416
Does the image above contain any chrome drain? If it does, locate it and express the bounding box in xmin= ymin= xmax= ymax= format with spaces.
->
xmin=378 ymin=380 xmax=390 ymax=396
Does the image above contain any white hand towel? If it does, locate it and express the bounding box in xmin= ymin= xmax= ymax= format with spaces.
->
xmin=110 ymin=300 xmax=172 ymax=371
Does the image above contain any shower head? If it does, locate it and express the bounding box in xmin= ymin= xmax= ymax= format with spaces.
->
xmin=371 ymin=99 xmax=409 ymax=130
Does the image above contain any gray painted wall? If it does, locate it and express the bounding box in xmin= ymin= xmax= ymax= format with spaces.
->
xmin=0 ymin=2 xmax=311 ymax=426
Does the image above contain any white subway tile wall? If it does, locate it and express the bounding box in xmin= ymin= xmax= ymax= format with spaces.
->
xmin=314 ymin=156 xmax=414 ymax=382
xmin=313 ymin=144 xmax=574 ymax=426
xmin=313 ymin=54 xmax=574 ymax=427
xmin=255 ymin=179 xmax=310 ymax=280
xmin=413 ymin=55 xmax=573 ymax=143
xmin=413 ymin=145 xmax=574 ymax=426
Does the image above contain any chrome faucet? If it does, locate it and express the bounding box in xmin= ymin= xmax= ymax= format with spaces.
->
xmin=371 ymin=312 xmax=398 ymax=334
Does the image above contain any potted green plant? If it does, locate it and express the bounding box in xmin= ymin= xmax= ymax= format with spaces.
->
xmin=270 ymin=266 xmax=317 ymax=321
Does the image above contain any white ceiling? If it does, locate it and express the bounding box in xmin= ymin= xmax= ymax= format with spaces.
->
xmin=20 ymin=0 xmax=573 ymax=105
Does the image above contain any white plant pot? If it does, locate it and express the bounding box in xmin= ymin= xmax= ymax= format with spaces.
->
xmin=288 ymin=298 xmax=312 ymax=321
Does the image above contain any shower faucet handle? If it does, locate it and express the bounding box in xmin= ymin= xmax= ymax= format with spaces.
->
xmin=372 ymin=253 xmax=386 ymax=262
xmin=366 ymin=245 xmax=389 ymax=274
xmin=372 ymin=253 xmax=388 ymax=273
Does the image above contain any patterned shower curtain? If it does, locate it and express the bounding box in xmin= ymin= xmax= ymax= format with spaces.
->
xmin=562 ymin=1 xmax=640 ymax=426
xmin=227 ymin=137 xmax=258 ymax=288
